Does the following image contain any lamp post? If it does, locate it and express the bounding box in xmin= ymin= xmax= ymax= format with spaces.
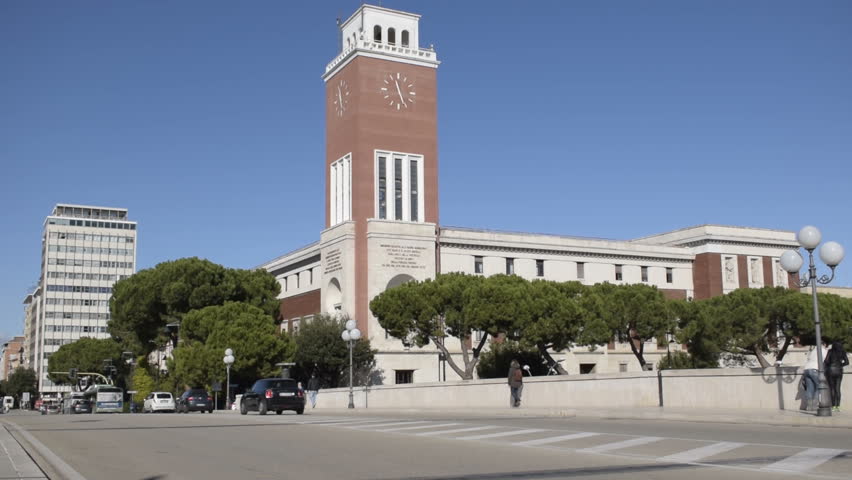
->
xmin=665 ymin=332 xmax=675 ymax=368
xmin=340 ymin=319 xmax=361 ymax=409
xmin=780 ymin=225 xmax=845 ymax=418
xmin=122 ymin=351 xmax=136 ymax=413
xmin=223 ymin=349 xmax=234 ymax=411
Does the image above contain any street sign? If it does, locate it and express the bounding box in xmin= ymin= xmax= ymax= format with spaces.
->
xmin=127 ymin=391 xmax=138 ymax=394
xmin=22 ymin=392 xmax=30 ymax=402
xmin=211 ymin=382 xmax=222 ymax=392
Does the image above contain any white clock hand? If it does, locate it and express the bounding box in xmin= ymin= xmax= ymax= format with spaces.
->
xmin=338 ymin=86 xmax=343 ymax=108
xmin=394 ymin=80 xmax=407 ymax=107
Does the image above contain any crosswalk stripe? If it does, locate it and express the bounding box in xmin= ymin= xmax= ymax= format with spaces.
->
xmin=513 ymin=432 xmax=599 ymax=446
xmin=761 ymin=448 xmax=846 ymax=473
xmin=376 ymin=423 xmax=460 ymax=432
xmin=349 ymin=421 xmax=430 ymax=429
xmin=416 ymin=426 xmax=498 ymax=437
xmin=579 ymin=436 xmax=662 ymax=453
xmin=660 ymin=442 xmax=744 ymax=463
xmin=457 ymin=429 xmax=546 ymax=441
xmin=317 ymin=419 xmax=399 ymax=426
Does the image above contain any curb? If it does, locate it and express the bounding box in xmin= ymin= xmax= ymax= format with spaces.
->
xmin=2 ymin=421 xmax=87 ymax=480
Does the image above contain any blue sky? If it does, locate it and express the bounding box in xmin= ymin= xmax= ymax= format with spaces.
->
xmin=1 ymin=1 xmax=851 ymax=339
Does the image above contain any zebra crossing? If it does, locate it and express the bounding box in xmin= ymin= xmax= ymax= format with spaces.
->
xmin=291 ymin=416 xmax=852 ymax=478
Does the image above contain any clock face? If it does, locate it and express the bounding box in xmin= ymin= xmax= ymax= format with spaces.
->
xmin=332 ymin=79 xmax=350 ymax=117
xmin=380 ymin=72 xmax=415 ymax=110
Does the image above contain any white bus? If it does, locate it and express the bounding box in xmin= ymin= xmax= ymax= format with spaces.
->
xmin=84 ymin=385 xmax=123 ymax=413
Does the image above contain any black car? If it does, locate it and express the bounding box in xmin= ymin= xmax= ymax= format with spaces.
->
xmin=241 ymin=378 xmax=305 ymax=415
xmin=177 ymin=389 xmax=213 ymax=413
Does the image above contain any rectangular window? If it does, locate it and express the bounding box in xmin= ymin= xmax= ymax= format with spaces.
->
xmin=536 ymin=260 xmax=544 ymax=277
xmin=506 ymin=258 xmax=514 ymax=275
xmin=666 ymin=268 xmax=673 ymax=284
xmin=641 ymin=266 xmax=649 ymax=282
xmin=577 ymin=262 xmax=585 ymax=280
xmin=474 ymin=256 xmax=484 ymax=274
xmin=330 ymin=154 xmax=352 ymax=226
xmin=615 ymin=265 xmax=623 ymax=281
xmin=378 ymin=156 xmax=387 ymax=219
xmin=376 ymin=151 xmax=424 ymax=222
xmin=395 ymin=370 xmax=414 ymax=384
xmin=394 ymin=157 xmax=403 ymax=220
xmin=409 ymin=159 xmax=419 ymax=222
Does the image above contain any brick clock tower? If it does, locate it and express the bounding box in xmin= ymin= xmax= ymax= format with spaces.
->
xmin=320 ymin=5 xmax=440 ymax=356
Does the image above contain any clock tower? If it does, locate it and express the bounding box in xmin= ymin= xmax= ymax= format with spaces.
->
xmin=320 ymin=5 xmax=440 ymax=349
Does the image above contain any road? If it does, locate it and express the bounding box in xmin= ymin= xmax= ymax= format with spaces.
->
xmin=4 ymin=410 xmax=852 ymax=479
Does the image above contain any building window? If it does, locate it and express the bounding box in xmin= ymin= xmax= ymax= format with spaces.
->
xmin=376 ymin=151 xmax=424 ymax=222
xmin=666 ymin=267 xmax=673 ymax=284
xmin=395 ymin=370 xmax=414 ymax=384
xmin=474 ymin=256 xmax=484 ymax=274
xmin=378 ymin=156 xmax=387 ymax=219
xmin=394 ymin=157 xmax=403 ymax=220
xmin=373 ymin=25 xmax=382 ymax=43
xmin=387 ymin=27 xmax=396 ymax=45
xmin=409 ymin=159 xmax=419 ymax=222
xmin=579 ymin=363 xmax=596 ymax=374
xmin=401 ymin=30 xmax=409 ymax=47
xmin=329 ymin=154 xmax=352 ymax=226
xmin=615 ymin=265 xmax=623 ymax=281
xmin=577 ymin=262 xmax=585 ymax=280
xmin=309 ymin=268 xmax=314 ymax=285
xmin=641 ymin=266 xmax=649 ymax=282
xmin=536 ymin=259 xmax=544 ymax=277
xmin=506 ymin=258 xmax=514 ymax=275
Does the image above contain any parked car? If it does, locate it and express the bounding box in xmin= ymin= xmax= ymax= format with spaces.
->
xmin=62 ymin=393 xmax=87 ymax=414
xmin=241 ymin=378 xmax=305 ymax=415
xmin=43 ymin=402 xmax=61 ymax=415
xmin=177 ymin=389 xmax=213 ymax=413
xmin=143 ymin=392 xmax=176 ymax=413
xmin=72 ymin=399 xmax=92 ymax=414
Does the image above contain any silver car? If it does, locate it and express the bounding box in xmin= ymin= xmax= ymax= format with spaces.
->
xmin=143 ymin=392 xmax=175 ymax=413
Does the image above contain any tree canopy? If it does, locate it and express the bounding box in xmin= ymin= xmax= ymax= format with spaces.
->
xmin=170 ymin=302 xmax=294 ymax=391
xmin=5 ymin=368 xmax=38 ymax=406
xmin=292 ymin=314 xmax=376 ymax=388
xmin=108 ymin=257 xmax=281 ymax=354
xmin=47 ymin=337 xmax=128 ymax=386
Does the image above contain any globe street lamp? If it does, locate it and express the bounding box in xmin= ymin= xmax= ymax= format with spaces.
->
xmin=223 ymin=349 xmax=235 ymax=411
xmin=341 ymin=320 xmax=361 ymax=409
xmin=780 ymin=225 xmax=845 ymax=417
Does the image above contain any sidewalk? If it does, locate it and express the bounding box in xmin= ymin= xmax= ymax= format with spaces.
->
xmin=0 ymin=420 xmax=47 ymax=479
xmin=227 ymin=405 xmax=852 ymax=428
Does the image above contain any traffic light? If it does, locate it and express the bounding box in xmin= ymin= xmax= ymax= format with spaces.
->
xmin=68 ymin=368 xmax=77 ymax=380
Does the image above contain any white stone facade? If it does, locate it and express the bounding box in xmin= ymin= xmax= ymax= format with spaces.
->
xmin=27 ymin=204 xmax=137 ymax=396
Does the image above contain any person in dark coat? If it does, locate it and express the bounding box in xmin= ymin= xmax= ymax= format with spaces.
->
xmin=507 ymin=360 xmax=524 ymax=407
xmin=824 ymin=341 xmax=849 ymax=412
xmin=306 ymin=373 xmax=321 ymax=409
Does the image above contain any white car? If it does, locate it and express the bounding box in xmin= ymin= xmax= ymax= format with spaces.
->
xmin=143 ymin=392 xmax=175 ymax=413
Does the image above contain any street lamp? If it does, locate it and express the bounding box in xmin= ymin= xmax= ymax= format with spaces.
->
xmin=780 ymin=225 xmax=845 ymax=418
xmin=122 ymin=351 xmax=136 ymax=413
xmin=340 ymin=319 xmax=361 ymax=409
xmin=223 ymin=348 xmax=234 ymax=411
xmin=665 ymin=332 xmax=675 ymax=368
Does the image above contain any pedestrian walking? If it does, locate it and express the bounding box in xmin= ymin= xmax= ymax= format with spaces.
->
xmin=306 ymin=373 xmax=320 ymax=409
xmin=824 ymin=341 xmax=849 ymax=412
xmin=507 ymin=360 xmax=524 ymax=408
xmin=802 ymin=340 xmax=827 ymax=411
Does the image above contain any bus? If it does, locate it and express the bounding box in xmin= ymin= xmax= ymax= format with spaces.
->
xmin=84 ymin=384 xmax=123 ymax=413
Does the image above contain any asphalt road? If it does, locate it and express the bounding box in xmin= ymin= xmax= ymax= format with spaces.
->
xmin=5 ymin=410 xmax=852 ymax=480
